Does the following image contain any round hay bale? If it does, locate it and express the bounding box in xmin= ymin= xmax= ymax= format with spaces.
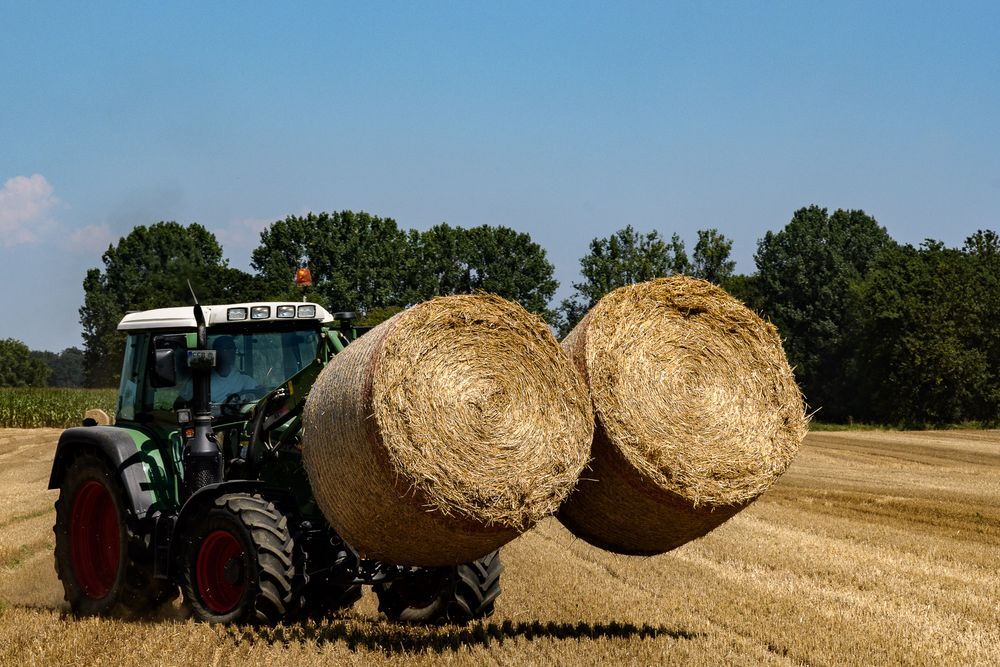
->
xmin=303 ymin=293 xmax=593 ymax=566
xmin=558 ymin=276 xmax=807 ymax=555
xmin=83 ymin=409 xmax=111 ymax=426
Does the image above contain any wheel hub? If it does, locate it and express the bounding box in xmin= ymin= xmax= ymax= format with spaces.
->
xmin=223 ymin=556 xmax=244 ymax=586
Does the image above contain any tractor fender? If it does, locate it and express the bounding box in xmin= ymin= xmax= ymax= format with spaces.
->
xmin=175 ymin=480 xmax=269 ymax=528
xmin=48 ymin=426 xmax=156 ymax=521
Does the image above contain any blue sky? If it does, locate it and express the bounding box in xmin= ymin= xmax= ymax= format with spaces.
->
xmin=2 ymin=2 xmax=998 ymax=351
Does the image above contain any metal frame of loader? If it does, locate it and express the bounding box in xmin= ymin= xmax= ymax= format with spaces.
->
xmin=49 ymin=303 xmax=501 ymax=625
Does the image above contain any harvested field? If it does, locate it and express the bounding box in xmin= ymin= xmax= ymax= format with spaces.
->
xmin=1 ymin=428 xmax=998 ymax=666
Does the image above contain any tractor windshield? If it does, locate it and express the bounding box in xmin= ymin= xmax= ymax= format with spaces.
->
xmin=144 ymin=328 xmax=322 ymax=421
xmin=210 ymin=330 xmax=320 ymax=397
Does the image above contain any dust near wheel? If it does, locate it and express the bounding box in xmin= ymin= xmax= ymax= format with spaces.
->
xmin=181 ymin=493 xmax=304 ymax=624
xmin=375 ymin=550 xmax=503 ymax=624
xmin=53 ymin=452 xmax=173 ymax=616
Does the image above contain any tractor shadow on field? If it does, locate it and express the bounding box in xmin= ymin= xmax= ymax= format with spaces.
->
xmin=230 ymin=618 xmax=702 ymax=654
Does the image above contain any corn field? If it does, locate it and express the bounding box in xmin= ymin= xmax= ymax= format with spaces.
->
xmin=0 ymin=388 xmax=117 ymax=428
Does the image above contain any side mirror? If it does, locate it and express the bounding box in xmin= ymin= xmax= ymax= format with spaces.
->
xmin=151 ymin=349 xmax=177 ymax=387
xmin=334 ymin=311 xmax=358 ymax=339
xmin=150 ymin=334 xmax=188 ymax=388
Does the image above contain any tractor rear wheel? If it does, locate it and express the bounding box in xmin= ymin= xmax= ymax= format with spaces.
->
xmin=53 ymin=453 xmax=171 ymax=616
xmin=181 ymin=493 xmax=303 ymax=624
xmin=375 ymin=550 xmax=502 ymax=624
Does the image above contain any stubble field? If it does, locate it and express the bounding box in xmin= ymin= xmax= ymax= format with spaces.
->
xmin=0 ymin=428 xmax=997 ymax=666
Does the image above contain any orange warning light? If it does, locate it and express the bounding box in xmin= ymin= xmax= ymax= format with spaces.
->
xmin=295 ymin=267 xmax=313 ymax=286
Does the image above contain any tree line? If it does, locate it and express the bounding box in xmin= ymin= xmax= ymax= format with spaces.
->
xmin=3 ymin=206 xmax=995 ymax=427
xmin=0 ymin=340 xmax=84 ymax=388
xmin=747 ymin=207 xmax=1000 ymax=426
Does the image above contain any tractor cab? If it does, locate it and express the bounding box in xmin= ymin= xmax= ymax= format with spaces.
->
xmin=115 ymin=302 xmax=337 ymax=431
xmin=109 ymin=302 xmax=351 ymax=509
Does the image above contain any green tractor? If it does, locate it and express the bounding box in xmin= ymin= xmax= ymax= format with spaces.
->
xmin=49 ymin=302 xmax=502 ymax=624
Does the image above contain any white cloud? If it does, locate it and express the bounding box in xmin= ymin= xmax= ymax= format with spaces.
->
xmin=0 ymin=174 xmax=59 ymax=246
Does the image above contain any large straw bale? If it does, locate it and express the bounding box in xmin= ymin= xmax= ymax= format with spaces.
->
xmin=559 ymin=276 xmax=807 ymax=555
xmin=303 ymin=293 xmax=593 ymax=566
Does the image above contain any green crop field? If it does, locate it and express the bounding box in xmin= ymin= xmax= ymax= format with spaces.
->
xmin=0 ymin=388 xmax=117 ymax=429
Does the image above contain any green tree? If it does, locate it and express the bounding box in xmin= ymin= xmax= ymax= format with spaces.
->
xmin=251 ymin=211 xmax=409 ymax=314
xmin=406 ymin=223 xmax=557 ymax=317
xmin=721 ymin=273 xmax=762 ymax=311
xmin=669 ymin=232 xmax=691 ymax=275
xmin=80 ymin=221 xmax=256 ymax=387
xmin=0 ymin=339 xmax=50 ymax=387
xmin=692 ymin=228 xmax=736 ymax=285
xmin=555 ymin=226 xmax=690 ymax=336
xmin=853 ymin=239 xmax=997 ymax=425
xmin=31 ymin=347 xmax=85 ymax=387
xmin=404 ymin=224 xmax=466 ymax=303
xmin=964 ymin=229 xmax=1000 ymax=257
xmin=962 ymin=229 xmax=1000 ymax=420
xmin=754 ymin=206 xmax=895 ymax=419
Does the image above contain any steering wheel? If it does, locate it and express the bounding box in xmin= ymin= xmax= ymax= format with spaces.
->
xmin=219 ymin=389 xmax=267 ymax=417
xmin=220 ymin=392 xmax=250 ymax=417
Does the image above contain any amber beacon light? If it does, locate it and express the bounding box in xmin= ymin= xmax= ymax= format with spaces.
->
xmin=295 ymin=267 xmax=313 ymax=286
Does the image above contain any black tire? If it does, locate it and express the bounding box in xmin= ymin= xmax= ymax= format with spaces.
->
xmin=375 ymin=550 xmax=502 ymax=624
xmin=181 ymin=493 xmax=303 ymax=624
xmin=53 ymin=452 xmax=173 ymax=616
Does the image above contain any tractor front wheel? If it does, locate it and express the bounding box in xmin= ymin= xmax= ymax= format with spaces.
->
xmin=181 ymin=493 xmax=303 ymax=624
xmin=53 ymin=453 xmax=169 ymax=616
xmin=375 ymin=550 xmax=502 ymax=624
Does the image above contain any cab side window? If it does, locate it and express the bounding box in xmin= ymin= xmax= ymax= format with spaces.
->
xmin=145 ymin=336 xmax=193 ymax=423
xmin=117 ymin=334 xmax=143 ymax=421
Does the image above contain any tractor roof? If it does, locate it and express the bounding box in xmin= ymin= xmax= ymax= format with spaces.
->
xmin=117 ymin=302 xmax=335 ymax=331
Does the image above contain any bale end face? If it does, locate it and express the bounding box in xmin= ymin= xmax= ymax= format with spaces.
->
xmin=559 ymin=276 xmax=807 ymax=555
xmin=304 ymin=293 xmax=594 ymax=566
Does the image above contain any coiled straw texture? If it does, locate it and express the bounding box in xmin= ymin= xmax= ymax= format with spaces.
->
xmin=303 ymin=293 xmax=593 ymax=566
xmin=558 ymin=277 xmax=807 ymax=555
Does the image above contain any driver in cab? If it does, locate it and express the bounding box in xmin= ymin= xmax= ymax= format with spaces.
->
xmin=206 ymin=336 xmax=257 ymax=402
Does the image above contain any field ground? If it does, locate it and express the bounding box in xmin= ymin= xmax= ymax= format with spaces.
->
xmin=0 ymin=428 xmax=997 ymax=666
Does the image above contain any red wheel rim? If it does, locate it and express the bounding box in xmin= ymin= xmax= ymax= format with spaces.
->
xmin=69 ymin=480 xmax=121 ymax=599
xmin=196 ymin=530 xmax=247 ymax=613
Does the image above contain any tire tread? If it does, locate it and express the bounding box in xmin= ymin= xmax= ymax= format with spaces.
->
xmin=184 ymin=493 xmax=303 ymax=624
